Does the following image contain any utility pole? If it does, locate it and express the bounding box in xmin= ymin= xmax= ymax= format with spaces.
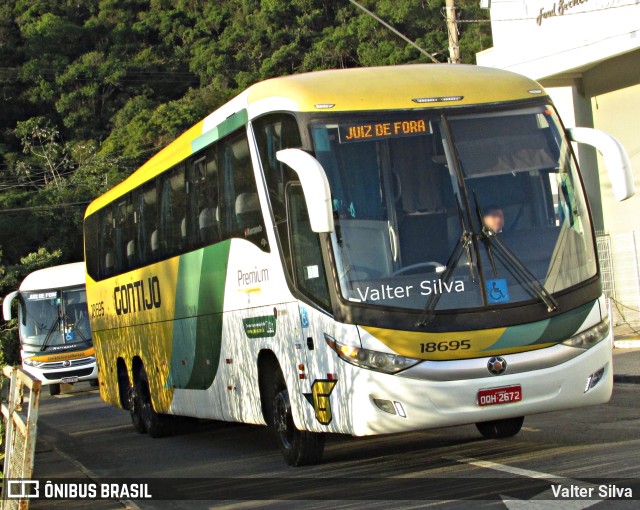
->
xmin=445 ymin=0 xmax=461 ymax=64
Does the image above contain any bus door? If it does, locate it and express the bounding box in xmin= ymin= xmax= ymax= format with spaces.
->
xmin=286 ymin=183 xmax=336 ymax=428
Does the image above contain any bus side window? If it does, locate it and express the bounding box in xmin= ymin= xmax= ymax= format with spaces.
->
xmin=159 ymin=164 xmax=186 ymax=257
xmin=253 ymin=113 xmax=301 ymax=222
xmin=220 ymin=130 xmax=269 ymax=252
xmin=187 ymin=151 xmax=220 ymax=250
xmin=141 ymin=181 xmax=159 ymax=263
xmin=287 ymin=183 xmax=331 ymax=310
xmin=115 ymin=198 xmax=135 ymax=273
xmin=84 ymin=212 xmax=100 ymax=280
xmin=99 ymin=207 xmax=115 ymax=279
xmin=253 ymin=114 xmax=301 ymax=276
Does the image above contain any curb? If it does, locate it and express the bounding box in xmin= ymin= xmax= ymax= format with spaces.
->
xmin=613 ymin=374 xmax=640 ymax=384
xmin=614 ymin=339 xmax=640 ymax=349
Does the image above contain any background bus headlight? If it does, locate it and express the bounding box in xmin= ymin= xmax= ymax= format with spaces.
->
xmin=23 ymin=358 xmax=43 ymax=367
xmin=561 ymin=320 xmax=610 ymax=349
xmin=324 ymin=334 xmax=421 ymax=374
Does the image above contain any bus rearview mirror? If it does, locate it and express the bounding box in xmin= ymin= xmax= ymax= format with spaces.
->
xmin=276 ymin=149 xmax=335 ymax=233
xmin=568 ymin=127 xmax=635 ymax=201
xmin=2 ymin=291 xmax=18 ymax=321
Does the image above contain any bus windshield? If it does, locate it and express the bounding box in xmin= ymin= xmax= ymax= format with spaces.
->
xmin=309 ymin=104 xmax=597 ymax=311
xmin=20 ymin=287 xmax=92 ymax=350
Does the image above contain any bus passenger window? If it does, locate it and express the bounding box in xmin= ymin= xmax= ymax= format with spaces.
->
xmin=83 ymin=213 xmax=100 ymax=280
xmin=221 ymin=131 xmax=269 ymax=252
xmin=187 ymin=151 xmax=220 ymax=250
xmin=159 ymin=164 xmax=186 ymax=257
xmin=139 ymin=182 xmax=158 ymax=264
xmin=99 ymin=207 xmax=115 ymax=279
xmin=253 ymin=114 xmax=301 ymax=277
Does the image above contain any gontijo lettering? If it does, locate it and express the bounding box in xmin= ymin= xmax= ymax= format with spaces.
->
xmin=114 ymin=276 xmax=161 ymax=315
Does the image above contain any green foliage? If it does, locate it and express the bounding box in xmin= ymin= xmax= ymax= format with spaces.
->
xmin=0 ymin=246 xmax=63 ymax=367
xmin=0 ymin=0 xmax=492 ymax=270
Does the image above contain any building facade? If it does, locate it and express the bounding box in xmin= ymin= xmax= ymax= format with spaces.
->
xmin=477 ymin=0 xmax=640 ymax=331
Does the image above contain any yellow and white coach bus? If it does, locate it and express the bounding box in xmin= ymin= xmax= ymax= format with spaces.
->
xmin=83 ymin=65 xmax=634 ymax=465
xmin=3 ymin=262 xmax=98 ymax=396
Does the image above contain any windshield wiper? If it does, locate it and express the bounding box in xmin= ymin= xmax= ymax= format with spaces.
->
xmin=40 ymin=315 xmax=61 ymax=351
xmin=64 ymin=314 xmax=91 ymax=345
xmin=415 ymin=199 xmax=476 ymax=327
xmin=473 ymin=194 xmax=559 ymax=313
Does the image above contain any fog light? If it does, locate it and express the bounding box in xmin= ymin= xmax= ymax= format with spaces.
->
xmin=584 ymin=364 xmax=607 ymax=393
xmin=373 ymin=398 xmax=396 ymax=415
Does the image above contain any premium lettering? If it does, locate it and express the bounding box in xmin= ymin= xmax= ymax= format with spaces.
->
xmin=114 ymin=276 xmax=161 ymax=315
xmin=238 ymin=267 xmax=269 ymax=287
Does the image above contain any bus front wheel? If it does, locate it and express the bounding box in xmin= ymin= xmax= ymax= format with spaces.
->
xmin=269 ymin=370 xmax=324 ymax=466
xmin=476 ymin=416 xmax=524 ymax=439
xmin=48 ymin=384 xmax=61 ymax=397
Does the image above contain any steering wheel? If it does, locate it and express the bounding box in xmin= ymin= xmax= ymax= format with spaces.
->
xmin=392 ymin=261 xmax=445 ymax=276
xmin=348 ymin=265 xmax=382 ymax=279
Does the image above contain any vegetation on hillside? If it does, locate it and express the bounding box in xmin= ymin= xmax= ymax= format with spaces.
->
xmin=0 ymin=0 xmax=491 ymax=364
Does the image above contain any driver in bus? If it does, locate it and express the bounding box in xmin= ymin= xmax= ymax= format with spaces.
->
xmin=482 ymin=206 xmax=504 ymax=234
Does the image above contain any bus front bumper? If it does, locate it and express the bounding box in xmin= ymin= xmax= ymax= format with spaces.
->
xmin=22 ymin=360 xmax=98 ymax=386
xmin=330 ymin=335 xmax=612 ymax=436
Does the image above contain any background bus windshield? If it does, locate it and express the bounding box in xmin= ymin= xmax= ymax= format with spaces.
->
xmin=310 ymin=105 xmax=597 ymax=311
xmin=20 ymin=288 xmax=91 ymax=350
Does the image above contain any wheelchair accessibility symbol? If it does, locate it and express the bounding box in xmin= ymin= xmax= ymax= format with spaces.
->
xmin=486 ymin=279 xmax=510 ymax=304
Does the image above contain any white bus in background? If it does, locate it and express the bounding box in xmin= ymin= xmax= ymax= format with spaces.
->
xmin=3 ymin=262 xmax=98 ymax=396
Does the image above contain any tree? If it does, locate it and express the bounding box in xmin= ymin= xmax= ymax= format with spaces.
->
xmin=0 ymin=247 xmax=63 ymax=367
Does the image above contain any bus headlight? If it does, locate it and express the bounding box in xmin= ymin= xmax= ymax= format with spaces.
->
xmin=23 ymin=358 xmax=43 ymax=367
xmin=561 ymin=320 xmax=610 ymax=350
xmin=324 ymin=334 xmax=421 ymax=374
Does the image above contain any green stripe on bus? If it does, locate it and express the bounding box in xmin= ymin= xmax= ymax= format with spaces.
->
xmin=167 ymin=241 xmax=230 ymax=390
xmin=191 ymin=109 xmax=249 ymax=154
xmin=486 ymin=300 xmax=595 ymax=351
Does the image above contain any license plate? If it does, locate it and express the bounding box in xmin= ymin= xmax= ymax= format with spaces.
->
xmin=477 ymin=385 xmax=522 ymax=406
xmin=61 ymin=376 xmax=79 ymax=384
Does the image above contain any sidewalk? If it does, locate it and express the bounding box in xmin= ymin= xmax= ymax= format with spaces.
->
xmin=612 ymin=345 xmax=640 ymax=384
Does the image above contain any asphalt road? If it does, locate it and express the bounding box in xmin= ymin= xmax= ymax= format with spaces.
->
xmin=29 ymin=381 xmax=640 ymax=510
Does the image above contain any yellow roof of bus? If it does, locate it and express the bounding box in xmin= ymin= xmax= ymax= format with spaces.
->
xmin=85 ymin=64 xmax=545 ymax=217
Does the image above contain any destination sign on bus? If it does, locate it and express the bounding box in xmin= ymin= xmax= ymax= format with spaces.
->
xmin=339 ymin=119 xmax=430 ymax=143
xmin=26 ymin=291 xmax=58 ymax=301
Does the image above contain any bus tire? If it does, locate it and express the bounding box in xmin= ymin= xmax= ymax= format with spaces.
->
xmin=129 ymin=386 xmax=146 ymax=434
xmin=136 ymin=365 xmax=175 ymax=438
xmin=476 ymin=416 xmax=524 ymax=439
xmin=89 ymin=379 xmax=99 ymax=387
xmin=268 ymin=369 xmax=324 ymax=466
xmin=49 ymin=384 xmax=61 ymax=396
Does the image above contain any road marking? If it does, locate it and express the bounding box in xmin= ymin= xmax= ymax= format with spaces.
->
xmin=446 ymin=455 xmax=602 ymax=510
xmin=70 ymin=423 xmax=132 ymax=436
xmin=520 ymin=426 xmax=541 ymax=432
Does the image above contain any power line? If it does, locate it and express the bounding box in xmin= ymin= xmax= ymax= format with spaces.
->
xmin=348 ymin=0 xmax=440 ymax=63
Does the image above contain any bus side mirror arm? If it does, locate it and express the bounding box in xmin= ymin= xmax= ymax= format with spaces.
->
xmin=3 ymin=291 xmax=19 ymax=321
xmin=568 ymin=127 xmax=635 ymax=201
xmin=276 ymin=149 xmax=335 ymax=233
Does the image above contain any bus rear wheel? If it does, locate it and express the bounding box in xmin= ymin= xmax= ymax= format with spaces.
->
xmin=135 ymin=365 xmax=176 ymax=438
xmin=49 ymin=384 xmax=61 ymax=396
xmin=129 ymin=385 xmax=146 ymax=434
xmin=476 ymin=416 xmax=524 ymax=439
xmin=268 ymin=369 xmax=324 ymax=466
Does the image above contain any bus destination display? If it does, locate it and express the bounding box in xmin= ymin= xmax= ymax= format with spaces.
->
xmin=339 ymin=119 xmax=430 ymax=143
